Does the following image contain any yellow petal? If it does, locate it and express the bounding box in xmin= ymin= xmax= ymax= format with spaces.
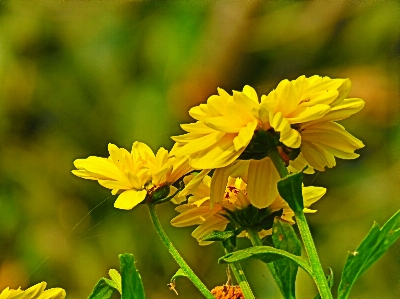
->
xmin=286 ymin=104 xmax=330 ymax=123
xmin=247 ymin=157 xmax=280 ymax=208
xmin=173 ymin=131 xmax=226 ymax=157
xmin=192 ymin=216 xmax=229 ymax=246
xmin=205 ymin=116 xmax=245 ymax=133
xmin=301 ymin=142 xmax=336 ymax=171
xmin=207 ymin=94 xmax=228 ymax=116
xmin=171 ymin=206 xmax=218 ymax=227
xmin=303 ymin=98 xmax=365 ymax=126
xmin=179 ymin=169 xmax=211 ymax=197
xmin=242 ymin=85 xmax=259 ymax=103
xmin=181 ymin=121 xmax=216 ymax=134
xmin=302 ymin=186 xmax=326 ymax=208
xmin=73 ymin=157 xmax=123 ymax=181
xmin=189 ymin=134 xmax=242 ymax=169
xmin=39 ymin=288 xmax=66 ymax=299
xmin=233 ymin=120 xmax=257 ymax=151
xmin=114 ymin=190 xmax=147 ymax=210
xmin=98 ymin=179 xmax=132 ymax=190
xmin=210 ymin=165 xmax=231 ymax=205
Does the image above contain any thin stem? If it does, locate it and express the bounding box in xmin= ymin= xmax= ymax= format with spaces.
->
xmin=147 ymin=204 xmax=215 ymax=299
xmin=246 ymin=228 xmax=285 ymax=297
xmin=295 ymin=211 xmax=333 ymax=299
xmin=223 ymin=248 xmax=255 ymax=299
xmin=268 ymin=147 xmax=289 ymax=178
xmin=268 ymin=147 xmax=333 ymax=299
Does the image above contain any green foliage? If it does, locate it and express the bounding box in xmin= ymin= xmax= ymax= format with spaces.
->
xmin=87 ymin=278 xmax=117 ymax=299
xmin=170 ymin=268 xmax=189 ymax=284
xmin=277 ymin=171 xmax=304 ymax=212
xmin=87 ymin=254 xmax=146 ymax=299
xmin=337 ymin=209 xmax=400 ymax=299
xmin=218 ymin=245 xmax=312 ymax=277
xmin=120 ymin=254 xmax=146 ymax=299
xmin=271 ymin=218 xmax=302 ymax=299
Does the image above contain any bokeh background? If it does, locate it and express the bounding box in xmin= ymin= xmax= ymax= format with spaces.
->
xmin=0 ymin=1 xmax=399 ymax=298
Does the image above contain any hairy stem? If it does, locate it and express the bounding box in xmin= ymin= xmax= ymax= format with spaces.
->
xmin=147 ymin=204 xmax=215 ymax=299
xmin=268 ymin=147 xmax=333 ymax=299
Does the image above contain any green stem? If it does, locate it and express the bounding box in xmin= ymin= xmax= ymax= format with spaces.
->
xmin=268 ymin=147 xmax=333 ymax=299
xmin=295 ymin=211 xmax=333 ymax=299
xmin=247 ymin=228 xmax=285 ymax=297
xmin=147 ymin=204 xmax=215 ymax=299
xmin=223 ymin=248 xmax=255 ymax=299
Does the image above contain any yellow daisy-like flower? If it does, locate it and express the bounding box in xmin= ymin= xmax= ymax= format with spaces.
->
xmin=171 ymin=173 xmax=325 ymax=245
xmin=172 ymin=75 xmax=363 ymax=173
xmin=288 ymin=98 xmax=365 ymax=172
xmin=261 ymin=75 xmax=352 ymax=148
xmin=0 ymin=282 xmax=66 ymax=299
xmin=72 ymin=142 xmax=192 ymax=210
xmin=172 ymin=86 xmax=261 ymax=169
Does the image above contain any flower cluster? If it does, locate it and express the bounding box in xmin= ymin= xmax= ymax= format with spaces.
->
xmin=72 ymin=74 xmax=364 ymax=247
xmin=172 ymin=75 xmax=364 ymax=172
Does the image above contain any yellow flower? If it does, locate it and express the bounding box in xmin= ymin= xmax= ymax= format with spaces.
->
xmin=72 ymin=142 xmax=192 ymax=210
xmin=172 ymin=86 xmax=261 ymax=169
xmin=172 ymin=76 xmax=362 ymax=172
xmin=171 ymin=173 xmax=325 ymax=245
xmin=261 ymin=75 xmax=352 ymax=148
xmin=288 ymin=98 xmax=365 ymax=172
xmin=0 ymin=282 xmax=66 ymax=299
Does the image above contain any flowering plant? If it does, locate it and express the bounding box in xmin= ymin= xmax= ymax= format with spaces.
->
xmin=5 ymin=75 xmax=396 ymax=299
xmin=68 ymin=75 xmax=400 ymax=299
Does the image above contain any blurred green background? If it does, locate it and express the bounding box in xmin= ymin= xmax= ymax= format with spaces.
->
xmin=0 ymin=1 xmax=399 ymax=298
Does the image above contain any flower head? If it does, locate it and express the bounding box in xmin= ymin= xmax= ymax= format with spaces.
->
xmin=0 ymin=282 xmax=66 ymax=299
xmin=172 ymin=86 xmax=261 ymax=169
xmin=172 ymin=76 xmax=364 ymax=173
xmin=171 ymin=173 xmax=325 ymax=245
xmin=72 ymin=142 xmax=192 ymax=209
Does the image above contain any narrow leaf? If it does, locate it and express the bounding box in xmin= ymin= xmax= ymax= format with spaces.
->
xmin=272 ymin=218 xmax=302 ymax=299
xmin=87 ymin=278 xmax=116 ymax=299
xmin=218 ymin=245 xmax=312 ymax=276
xmin=277 ymin=171 xmax=304 ymax=212
xmin=109 ymin=269 xmax=122 ymax=294
xmin=170 ymin=268 xmax=189 ymax=283
xmin=120 ymin=253 xmax=146 ymax=299
xmin=338 ymin=210 xmax=400 ymax=299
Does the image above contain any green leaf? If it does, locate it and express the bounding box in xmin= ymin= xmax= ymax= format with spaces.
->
xmin=200 ymin=229 xmax=242 ymax=242
xmin=338 ymin=209 xmax=400 ymax=299
xmin=272 ymin=218 xmax=302 ymax=299
xmin=87 ymin=278 xmax=117 ymax=299
xmin=109 ymin=269 xmax=122 ymax=294
xmin=277 ymin=171 xmax=304 ymax=213
xmin=120 ymin=253 xmax=146 ymax=299
xmin=314 ymin=268 xmax=334 ymax=299
xmin=170 ymin=268 xmax=189 ymax=283
xmin=218 ymin=245 xmax=312 ymax=276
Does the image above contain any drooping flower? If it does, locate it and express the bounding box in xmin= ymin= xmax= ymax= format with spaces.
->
xmin=72 ymin=142 xmax=192 ymax=210
xmin=288 ymin=98 xmax=365 ymax=172
xmin=260 ymin=75 xmax=352 ymax=148
xmin=171 ymin=173 xmax=325 ymax=245
xmin=0 ymin=282 xmax=66 ymax=299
